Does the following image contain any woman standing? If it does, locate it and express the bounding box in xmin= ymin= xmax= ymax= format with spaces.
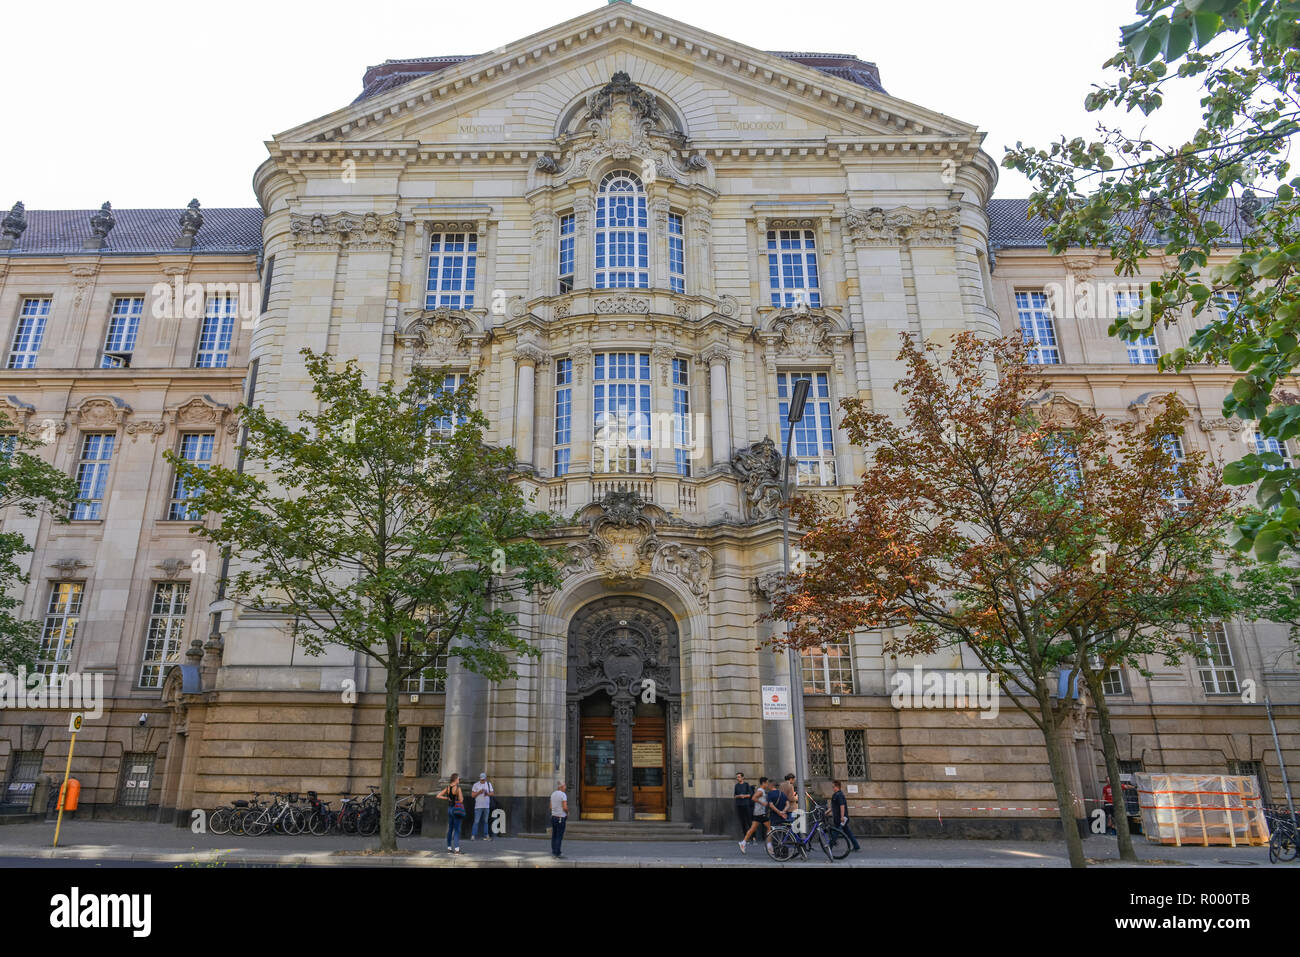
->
xmin=435 ymin=773 xmax=466 ymax=853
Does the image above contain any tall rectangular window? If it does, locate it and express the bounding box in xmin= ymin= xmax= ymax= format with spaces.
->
xmin=1160 ymin=433 xmax=1187 ymax=503
xmin=844 ymin=729 xmax=869 ymax=780
xmin=425 ymin=232 xmax=477 ymax=309
xmin=1254 ymin=431 xmax=1292 ymax=470
xmin=593 ymin=352 xmax=652 ymax=474
xmin=259 ymin=254 xmax=275 ymax=314
xmin=138 ymin=582 xmax=190 ymax=688
xmin=8 ymin=297 xmax=51 ymax=369
xmin=672 ymin=358 xmax=691 ymax=476
xmin=595 ymin=170 xmax=649 ymax=289
xmin=71 ymin=433 xmax=115 ymax=520
xmin=1015 ymin=291 xmax=1060 ymax=364
xmin=37 ymin=583 xmax=82 ymax=676
xmin=668 ymin=213 xmax=685 ymax=294
xmin=1195 ymin=621 xmax=1239 ymax=694
xmin=767 ymin=229 xmax=821 ymax=308
xmin=558 ymin=214 xmax=575 ymax=294
xmin=395 ymin=726 xmax=408 ymax=775
xmin=101 ymin=296 xmax=143 ymax=368
xmin=195 ymin=295 xmax=236 ymax=368
xmin=400 ymin=650 xmax=449 ymax=693
xmin=801 ymin=637 xmax=854 ymax=694
xmin=168 ymin=433 xmax=214 ymax=520
xmin=554 ymin=358 xmax=572 ymax=477
xmin=1116 ymin=291 xmax=1159 ymax=364
xmin=418 ymin=726 xmax=443 ymax=776
xmin=807 ymin=730 xmax=831 ymax=778
xmin=430 ymin=373 xmax=468 ymax=437
xmin=777 ymin=372 xmax=836 ymax=486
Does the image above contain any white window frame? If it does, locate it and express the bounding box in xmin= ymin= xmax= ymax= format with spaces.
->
xmin=671 ymin=358 xmax=691 ymax=477
xmin=37 ymin=582 xmax=83 ymax=676
xmin=1194 ymin=621 xmax=1239 ymax=695
xmin=558 ymin=213 xmax=575 ymax=294
xmin=195 ymin=295 xmax=236 ymax=368
xmin=71 ymin=433 xmax=115 ymax=520
xmin=554 ymin=358 xmax=572 ymax=477
xmin=1116 ymin=291 xmax=1159 ymax=364
xmin=777 ymin=371 xmax=837 ymax=486
xmin=767 ymin=229 xmax=822 ymax=309
xmin=801 ymin=637 xmax=854 ymax=694
xmin=168 ymin=432 xmax=214 ymax=520
xmin=8 ymin=297 xmax=51 ymax=369
xmin=425 ymin=232 xmax=478 ymax=309
xmin=138 ymin=581 xmax=190 ymax=688
xmin=668 ymin=212 xmax=685 ymax=294
xmin=1015 ymin=290 xmax=1060 ymax=364
xmin=593 ymin=352 xmax=652 ymax=474
xmin=1253 ymin=431 xmax=1292 ymax=470
xmin=101 ymin=296 xmax=143 ymax=368
xmin=594 ymin=170 xmax=650 ymax=290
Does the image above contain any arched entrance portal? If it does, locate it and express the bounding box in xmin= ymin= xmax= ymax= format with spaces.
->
xmin=565 ymin=596 xmax=684 ymax=822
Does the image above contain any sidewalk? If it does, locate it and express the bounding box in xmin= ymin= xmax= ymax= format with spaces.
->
xmin=0 ymin=820 xmax=1282 ymax=867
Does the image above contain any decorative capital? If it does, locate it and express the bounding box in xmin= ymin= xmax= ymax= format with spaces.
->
xmin=698 ymin=342 xmax=732 ymax=367
xmin=514 ymin=343 xmax=547 ymax=366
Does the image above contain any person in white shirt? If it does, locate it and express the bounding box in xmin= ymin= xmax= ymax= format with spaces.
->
xmin=471 ymin=772 xmax=495 ymax=841
xmin=549 ymin=782 xmax=568 ymax=858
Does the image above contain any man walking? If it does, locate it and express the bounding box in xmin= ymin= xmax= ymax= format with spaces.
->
xmin=471 ymin=772 xmax=495 ymax=841
xmin=739 ymin=776 xmax=771 ymax=852
xmin=550 ymin=781 xmax=568 ymax=858
xmin=830 ymin=780 xmax=861 ymax=852
xmin=733 ymin=772 xmax=754 ymax=838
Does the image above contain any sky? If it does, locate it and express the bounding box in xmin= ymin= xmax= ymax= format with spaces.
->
xmin=2 ymin=0 xmax=1210 ymax=210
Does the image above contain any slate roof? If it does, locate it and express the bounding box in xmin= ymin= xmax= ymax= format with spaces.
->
xmin=0 ymin=199 xmax=1256 ymax=258
xmin=352 ymin=51 xmax=884 ymax=103
xmin=987 ymin=197 xmax=1257 ymax=250
xmin=1 ymin=207 xmax=264 ymax=256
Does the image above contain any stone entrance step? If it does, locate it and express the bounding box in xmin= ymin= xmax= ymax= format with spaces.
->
xmin=520 ymin=820 xmax=713 ymax=842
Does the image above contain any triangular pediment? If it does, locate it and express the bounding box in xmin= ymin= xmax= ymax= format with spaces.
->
xmin=273 ymin=5 xmax=979 ymax=151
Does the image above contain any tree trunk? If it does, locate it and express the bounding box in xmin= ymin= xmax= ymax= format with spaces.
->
xmin=379 ymin=665 xmax=399 ymax=853
xmin=1087 ymin=673 xmax=1137 ymax=861
xmin=1036 ymin=692 xmax=1087 ymax=868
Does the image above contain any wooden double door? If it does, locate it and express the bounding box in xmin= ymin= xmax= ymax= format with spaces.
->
xmin=579 ymin=712 xmax=667 ymax=819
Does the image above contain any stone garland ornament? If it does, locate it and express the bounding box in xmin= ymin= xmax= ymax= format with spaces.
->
xmin=845 ymin=204 xmax=961 ymax=246
xmin=289 ymin=210 xmax=401 ymax=249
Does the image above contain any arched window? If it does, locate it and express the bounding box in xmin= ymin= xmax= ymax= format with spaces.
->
xmin=595 ymin=170 xmax=648 ymax=289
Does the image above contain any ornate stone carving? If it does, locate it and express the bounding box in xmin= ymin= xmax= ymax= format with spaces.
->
xmin=845 ymin=204 xmax=961 ymax=246
xmin=289 ymin=210 xmax=401 ymax=249
xmin=1199 ymin=415 xmax=1247 ymax=434
xmin=70 ymin=263 xmax=99 ymax=307
xmin=774 ymin=312 xmax=828 ymax=358
xmin=651 ymin=344 xmax=676 ymax=385
xmin=568 ymin=490 xmax=668 ymax=584
xmin=651 ymin=542 xmax=713 ymax=604
xmin=594 ymin=294 xmax=650 ymax=315
xmin=175 ymin=199 xmax=204 ymax=247
xmin=698 ymin=342 xmax=731 ymax=367
xmin=535 ymin=154 xmax=560 ymax=174
xmin=673 ymin=300 xmax=690 ymax=319
xmin=75 ymin=396 xmax=131 ymax=427
xmin=557 ymin=73 xmax=689 ymax=185
xmin=514 ymin=342 xmax=547 ymax=366
xmin=732 ymin=437 xmax=784 ymax=521
xmin=49 ymin=558 xmax=90 ymax=576
xmin=125 ymin=420 xmax=167 ymax=443
xmin=685 ymin=153 xmax=709 ymax=171
xmin=398 ymin=309 xmax=475 ymax=362
xmin=88 ymin=202 xmax=116 ymax=244
xmin=585 ymin=72 xmax=662 ymax=126
xmin=0 ymin=202 xmax=27 ymax=248
xmin=751 ymin=570 xmax=785 ymax=604
xmin=157 ymin=558 xmax=187 ymax=579
xmin=716 ymin=294 xmax=740 ymax=318
xmin=554 ymin=299 xmax=572 ymax=319
xmin=171 ymin=395 xmax=228 ymax=427
xmin=570 ymin=345 xmax=592 ymax=384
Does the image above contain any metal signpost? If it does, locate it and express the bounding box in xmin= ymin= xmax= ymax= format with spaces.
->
xmin=53 ymin=712 xmax=83 ymax=848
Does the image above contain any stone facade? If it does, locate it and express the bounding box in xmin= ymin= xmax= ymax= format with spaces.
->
xmin=0 ymin=6 xmax=1294 ymax=835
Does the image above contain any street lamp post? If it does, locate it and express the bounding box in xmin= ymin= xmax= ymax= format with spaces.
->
xmin=781 ymin=377 xmax=812 ymax=811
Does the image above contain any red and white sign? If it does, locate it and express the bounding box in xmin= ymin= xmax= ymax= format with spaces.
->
xmin=762 ymin=685 xmax=790 ymax=720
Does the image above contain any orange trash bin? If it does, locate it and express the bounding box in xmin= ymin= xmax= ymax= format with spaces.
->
xmin=58 ymin=778 xmax=80 ymax=811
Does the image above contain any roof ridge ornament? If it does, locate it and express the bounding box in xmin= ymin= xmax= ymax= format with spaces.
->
xmin=0 ymin=201 xmax=26 ymax=249
xmin=85 ymin=202 xmax=115 ymax=250
xmin=175 ymin=199 xmax=204 ymax=249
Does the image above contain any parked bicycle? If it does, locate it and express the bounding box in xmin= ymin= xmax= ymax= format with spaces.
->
xmin=766 ymin=798 xmax=851 ymax=862
xmin=1265 ymin=804 xmax=1298 ymax=863
xmin=395 ymin=787 xmax=423 ymax=838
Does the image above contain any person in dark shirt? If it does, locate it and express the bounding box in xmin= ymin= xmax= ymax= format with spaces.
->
xmin=830 ymin=779 xmax=861 ymax=852
xmin=767 ymin=780 xmax=789 ymax=824
xmin=733 ymin=772 xmax=755 ymax=838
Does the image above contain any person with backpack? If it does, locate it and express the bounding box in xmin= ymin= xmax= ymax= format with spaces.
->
xmin=471 ymin=772 xmax=495 ymax=841
xmin=435 ymin=773 xmax=466 ymax=853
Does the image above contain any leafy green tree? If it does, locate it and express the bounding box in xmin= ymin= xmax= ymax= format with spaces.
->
xmin=0 ymin=416 xmax=79 ymax=673
xmin=167 ymin=350 xmax=562 ymax=851
xmin=1003 ymin=0 xmax=1300 ymax=560
xmin=768 ymin=333 xmax=1247 ymax=867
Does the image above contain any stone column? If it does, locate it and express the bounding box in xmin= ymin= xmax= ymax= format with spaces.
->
xmin=514 ymin=346 xmax=543 ymax=467
xmin=701 ymin=344 xmax=731 ymax=470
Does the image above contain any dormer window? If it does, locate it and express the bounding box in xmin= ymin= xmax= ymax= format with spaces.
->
xmin=595 ymin=170 xmax=648 ymax=289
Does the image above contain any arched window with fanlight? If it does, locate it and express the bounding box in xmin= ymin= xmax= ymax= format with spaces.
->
xmin=595 ymin=170 xmax=649 ymax=289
